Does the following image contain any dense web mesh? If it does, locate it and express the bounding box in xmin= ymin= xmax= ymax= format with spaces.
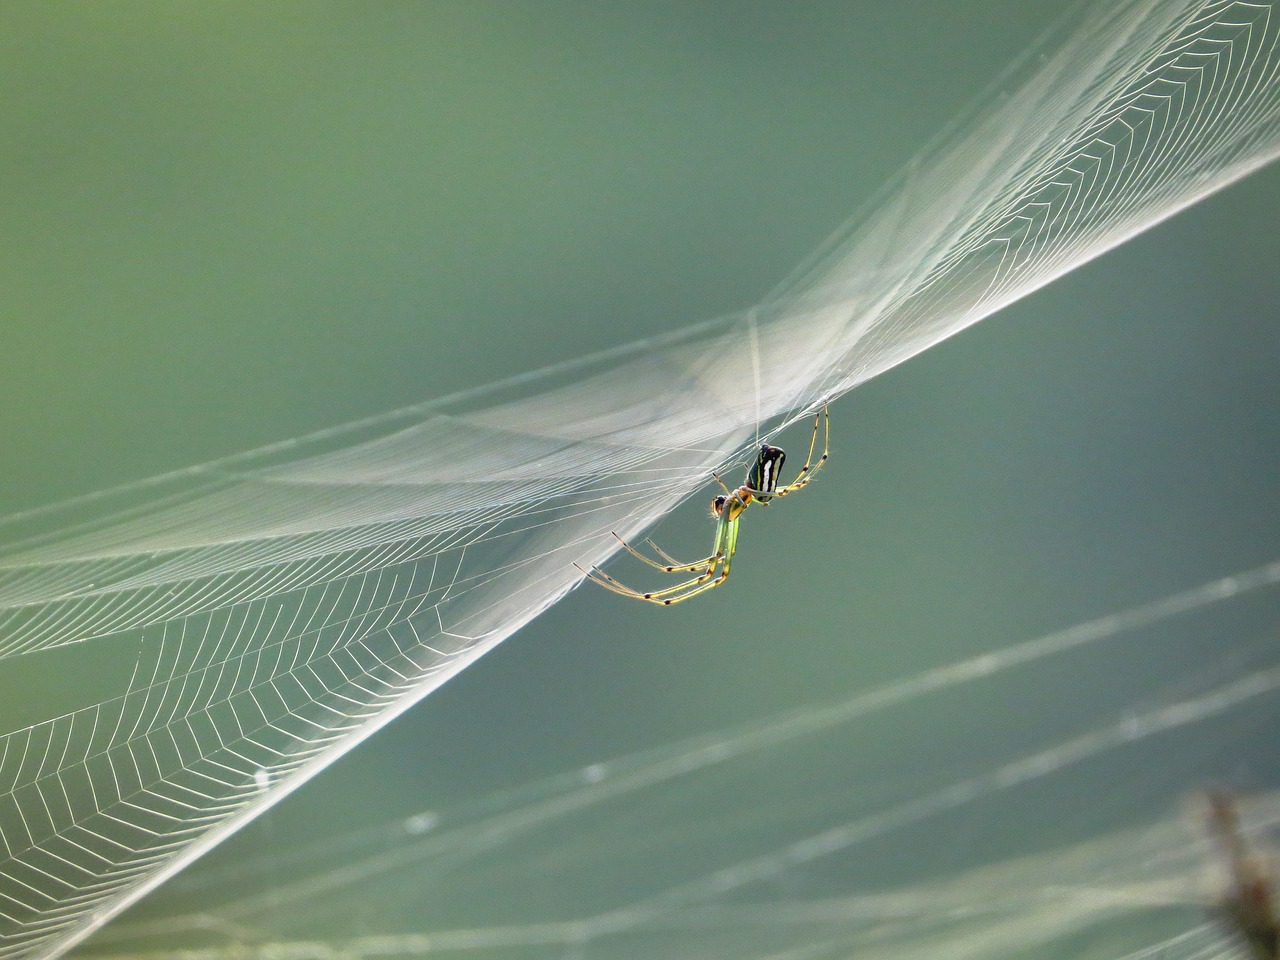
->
xmin=68 ymin=564 xmax=1280 ymax=960
xmin=2 ymin=1 xmax=1279 ymax=957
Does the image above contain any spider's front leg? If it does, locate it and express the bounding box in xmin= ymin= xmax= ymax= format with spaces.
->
xmin=576 ymin=550 xmax=726 ymax=602
xmin=612 ymin=533 xmax=722 ymax=574
xmin=655 ymin=514 xmax=741 ymax=605
xmin=609 ymin=486 xmax=736 ymax=574
xmin=575 ymin=507 xmax=738 ymax=604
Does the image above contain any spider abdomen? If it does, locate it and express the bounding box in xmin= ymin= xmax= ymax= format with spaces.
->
xmin=748 ymin=444 xmax=786 ymax=500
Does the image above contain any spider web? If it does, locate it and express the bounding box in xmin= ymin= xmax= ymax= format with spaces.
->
xmin=64 ymin=562 xmax=1280 ymax=960
xmin=2 ymin=1 xmax=1280 ymax=957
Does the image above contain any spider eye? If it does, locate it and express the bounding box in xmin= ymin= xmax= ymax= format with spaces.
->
xmin=710 ymin=495 xmax=728 ymax=517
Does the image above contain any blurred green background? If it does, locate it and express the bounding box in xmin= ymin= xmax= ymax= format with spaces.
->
xmin=1 ymin=2 xmax=1277 ymax=956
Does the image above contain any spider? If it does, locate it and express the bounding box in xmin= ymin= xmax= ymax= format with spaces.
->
xmin=578 ymin=406 xmax=828 ymax=605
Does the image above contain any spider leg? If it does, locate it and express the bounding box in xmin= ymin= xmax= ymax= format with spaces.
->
xmin=767 ymin=405 xmax=829 ymax=498
xmin=637 ymin=537 xmax=725 ymax=571
xmin=573 ymin=562 xmax=636 ymax=595
xmin=622 ymin=515 xmax=728 ymax=596
xmin=654 ymin=516 xmax=741 ymax=605
xmin=576 ymin=564 xmax=651 ymax=598
xmin=649 ymin=568 xmax=730 ymax=604
xmin=611 ymin=532 xmax=720 ymax=574
xmin=632 ymin=565 xmax=723 ymax=600
xmin=582 ymin=559 xmax=724 ymax=601
xmin=576 ymin=564 xmax=669 ymax=600
xmin=642 ymin=538 xmax=686 ymax=567
xmin=579 ymin=514 xmax=735 ymax=603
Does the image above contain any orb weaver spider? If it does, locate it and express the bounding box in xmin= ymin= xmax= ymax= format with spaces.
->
xmin=577 ymin=406 xmax=828 ymax=605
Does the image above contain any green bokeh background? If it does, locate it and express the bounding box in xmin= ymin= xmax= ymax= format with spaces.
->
xmin=1 ymin=2 xmax=1277 ymax=955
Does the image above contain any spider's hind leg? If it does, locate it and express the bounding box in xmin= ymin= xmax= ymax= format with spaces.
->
xmin=769 ymin=405 xmax=829 ymax=498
